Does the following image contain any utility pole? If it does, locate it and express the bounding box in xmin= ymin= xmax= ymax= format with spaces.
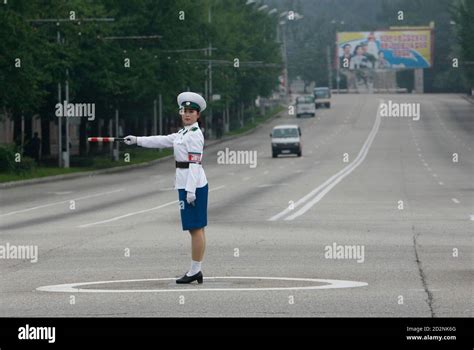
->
xmin=327 ymin=45 xmax=333 ymax=90
xmin=283 ymin=24 xmax=289 ymax=102
xmin=153 ymin=98 xmax=157 ymax=135
xmin=57 ymin=81 xmax=62 ymax=167
xmin=56 ymin=28 xmax=63 ymax=167
xmin=158 ymin=94 xmax=163 ymax=135
xmin=65 ymin=69 xmax=70 ymax=168
xmin=26 ymin=17 xmax=114 ymax=168
xmin=208 ymin=3 xmax=213 ymax=139
xmin=278 ymin=12 xmax=303 ymax=103
xmin=114 ymin=108 xmax=119 ymax=161
xmin=336 ymin=40 xmax=340 ymax=93
xmin=331 ymin=20 xmax=344 ymax=93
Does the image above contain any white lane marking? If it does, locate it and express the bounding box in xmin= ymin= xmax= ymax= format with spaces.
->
xmin=36 ymin=276 xmax=368 ymax=293
xmin=0 ymin=189 xmax=124 ymax=217
xmin=263 ymin=170 xmax=269 ymax=175
xmin=242 ymin=176 xmax=252 ymax=181
xmin=427 ymin=167 xmax=432 ymax=172
xmin=418 ymin=153 xmax=422 ymax=157
xmin=270 ymin=101 xmax=382 ymax=221
xmin=47 ymin=191 xmax=73 ymax=195
xmin=470 ymin=215 xmax=474 ymax=221
xmin=79 ymin=185 xmax=225 ymax=228
xmin=438 ymin=182 xmax=444 ymax=185
xmin=451 ymin=198 xmax=460 ymax=204
xmin=432 ymin=173 xmax=438 ymax=178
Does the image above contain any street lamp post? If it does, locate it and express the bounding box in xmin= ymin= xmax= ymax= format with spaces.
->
xmin=278 ymin=11 xmax=303 ymax=103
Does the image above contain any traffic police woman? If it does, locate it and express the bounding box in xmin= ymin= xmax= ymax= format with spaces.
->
xmin=124 ymin=92 xmax=208 ymax=284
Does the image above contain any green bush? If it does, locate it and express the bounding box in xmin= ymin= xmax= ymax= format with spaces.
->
xmin=0 ymin=145 xmax=36 ymax=174
xmin=0 ymin=145 xmax=17 ymax=172
xmin=14 ymin=156 xmax=36 ymax=174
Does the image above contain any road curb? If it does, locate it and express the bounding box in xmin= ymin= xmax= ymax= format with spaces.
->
xmin=0 ymin=107 xmax=284 ymax=189
xmin=460 ymin=94 xmax=474 ymax=105
xmin=0 ymin=154 xmax=174 ymax=189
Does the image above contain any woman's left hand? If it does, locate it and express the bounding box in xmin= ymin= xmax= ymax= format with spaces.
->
xmin=186 ymin=192 xmax=196 ymax=206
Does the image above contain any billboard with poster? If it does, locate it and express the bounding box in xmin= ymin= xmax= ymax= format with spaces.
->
xmin=337 ymin=30 xmax=434 ymax=70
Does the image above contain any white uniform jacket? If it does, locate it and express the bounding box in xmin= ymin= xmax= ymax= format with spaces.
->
xmin=137 ymin=122 xmax=208 ymax=193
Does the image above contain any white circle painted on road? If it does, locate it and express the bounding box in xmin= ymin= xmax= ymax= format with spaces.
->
xmin=37 ymin=276 xmax=368 ymax=293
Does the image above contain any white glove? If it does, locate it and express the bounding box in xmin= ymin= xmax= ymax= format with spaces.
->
xmin=186 ymin=192 xmax=196 ymax=206
xmin=124 ymin=135 xmax=137 ymax=145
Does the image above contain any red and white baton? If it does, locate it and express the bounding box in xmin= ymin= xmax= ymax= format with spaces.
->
xmin=87 ymin=137 xmax=125 ymax=143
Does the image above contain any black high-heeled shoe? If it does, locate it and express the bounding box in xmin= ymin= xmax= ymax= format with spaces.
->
xmin=176 ymin=271 xmax=203 ymax=284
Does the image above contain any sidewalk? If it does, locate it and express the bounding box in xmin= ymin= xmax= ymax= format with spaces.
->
xmin=0 ymin=107 xmax=284 ymax=189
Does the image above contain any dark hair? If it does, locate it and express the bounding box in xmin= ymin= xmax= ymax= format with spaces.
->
xmin=197 ymin=112 xmax=202 ymax=128
xmin=354 ymin=45 xmax=362 ymax=55
xmin=343 ymin=44 xmax=351 ymax=49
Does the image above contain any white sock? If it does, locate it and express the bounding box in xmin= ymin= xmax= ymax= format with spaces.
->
xmin=186 ymin=260 xmax=202 ymax=276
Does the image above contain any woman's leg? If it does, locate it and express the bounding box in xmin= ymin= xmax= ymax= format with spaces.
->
xmin=190 ymin=228 xmax=205 ymax=261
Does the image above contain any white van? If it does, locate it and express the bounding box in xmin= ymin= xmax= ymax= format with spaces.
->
xmin=270 ymin=124 xmax=302 ymax=158
xmin=313 ymin=87 xmax=331 ymax=108
xmin=295 ymin=95 xmax=316 ymax=118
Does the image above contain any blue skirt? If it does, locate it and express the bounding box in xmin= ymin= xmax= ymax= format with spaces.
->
xmin=178 ymin=184 xmax=208 ymax=231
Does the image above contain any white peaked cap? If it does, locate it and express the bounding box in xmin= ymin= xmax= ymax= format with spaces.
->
xmin=177 ymin=92 xmax=207 ymax=112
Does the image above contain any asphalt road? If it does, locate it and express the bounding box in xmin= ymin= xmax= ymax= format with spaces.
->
xmin=0 ymin=94 xmax=472 ymax=317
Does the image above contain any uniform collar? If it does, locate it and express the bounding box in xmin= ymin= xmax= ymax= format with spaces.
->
xmin=184 ymin=122 xmax=198 ymax=130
